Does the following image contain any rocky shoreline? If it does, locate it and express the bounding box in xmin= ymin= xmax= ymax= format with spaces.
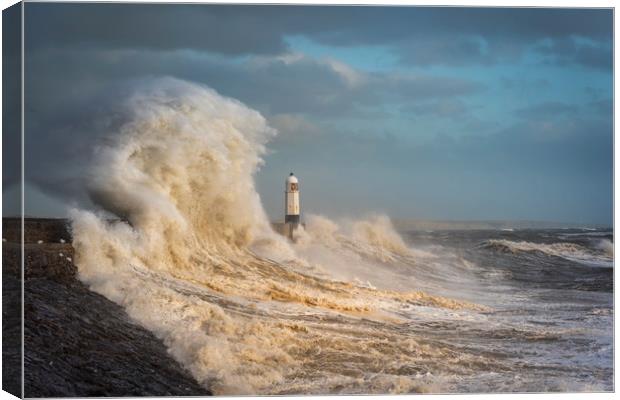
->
xmin=3 ymin=218 xmax=212 ymax=397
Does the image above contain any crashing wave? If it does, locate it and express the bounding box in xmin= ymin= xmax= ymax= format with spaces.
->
xmin=69 ymin=77 xmax=486 ymax=394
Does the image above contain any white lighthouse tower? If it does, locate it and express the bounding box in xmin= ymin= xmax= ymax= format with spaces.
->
xmin=285 ymin=172 xmax=300 ymax=225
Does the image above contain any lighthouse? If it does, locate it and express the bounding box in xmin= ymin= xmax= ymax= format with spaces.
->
xmin=285 ymin=172 xmax=300 ymax=225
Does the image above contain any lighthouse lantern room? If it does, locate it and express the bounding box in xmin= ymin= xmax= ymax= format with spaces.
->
xmin=285 ymin=172 xmax=300 ymax=224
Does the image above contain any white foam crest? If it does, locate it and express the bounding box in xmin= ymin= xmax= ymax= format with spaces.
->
xmin=296 ymin=214 xmax=433 ymax=262
xmin=484 ymin=239 xmax=613 ymax=268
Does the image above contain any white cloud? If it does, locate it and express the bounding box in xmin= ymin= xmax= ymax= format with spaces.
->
xmin=322 ymin=58 xmax=366 ymax=88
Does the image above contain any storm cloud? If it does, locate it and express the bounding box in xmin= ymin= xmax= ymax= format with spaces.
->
xmin=27 ymin=5 xmax=612 ymax=66
xmin=19 ymin=4 xmax=613 ymax=225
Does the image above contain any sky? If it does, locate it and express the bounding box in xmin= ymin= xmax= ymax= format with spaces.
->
xmin=5 ymin=3 xmax=613 ymax=225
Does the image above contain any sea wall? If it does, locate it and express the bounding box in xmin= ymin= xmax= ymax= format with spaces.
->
xmin=271 ymin=222 xmax=293 ymax=238
xmin=3 ymin=217 xmax=72 ymax=243
xmin=2 ymin=218 xmax=211 ymax=397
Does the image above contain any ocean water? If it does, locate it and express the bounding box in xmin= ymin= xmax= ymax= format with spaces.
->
xmin=69 ymin=78 xmax=613 ymax=395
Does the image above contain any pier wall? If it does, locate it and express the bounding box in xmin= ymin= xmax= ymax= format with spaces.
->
xmin=270 ymin=222 xmax=305 ymax=240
